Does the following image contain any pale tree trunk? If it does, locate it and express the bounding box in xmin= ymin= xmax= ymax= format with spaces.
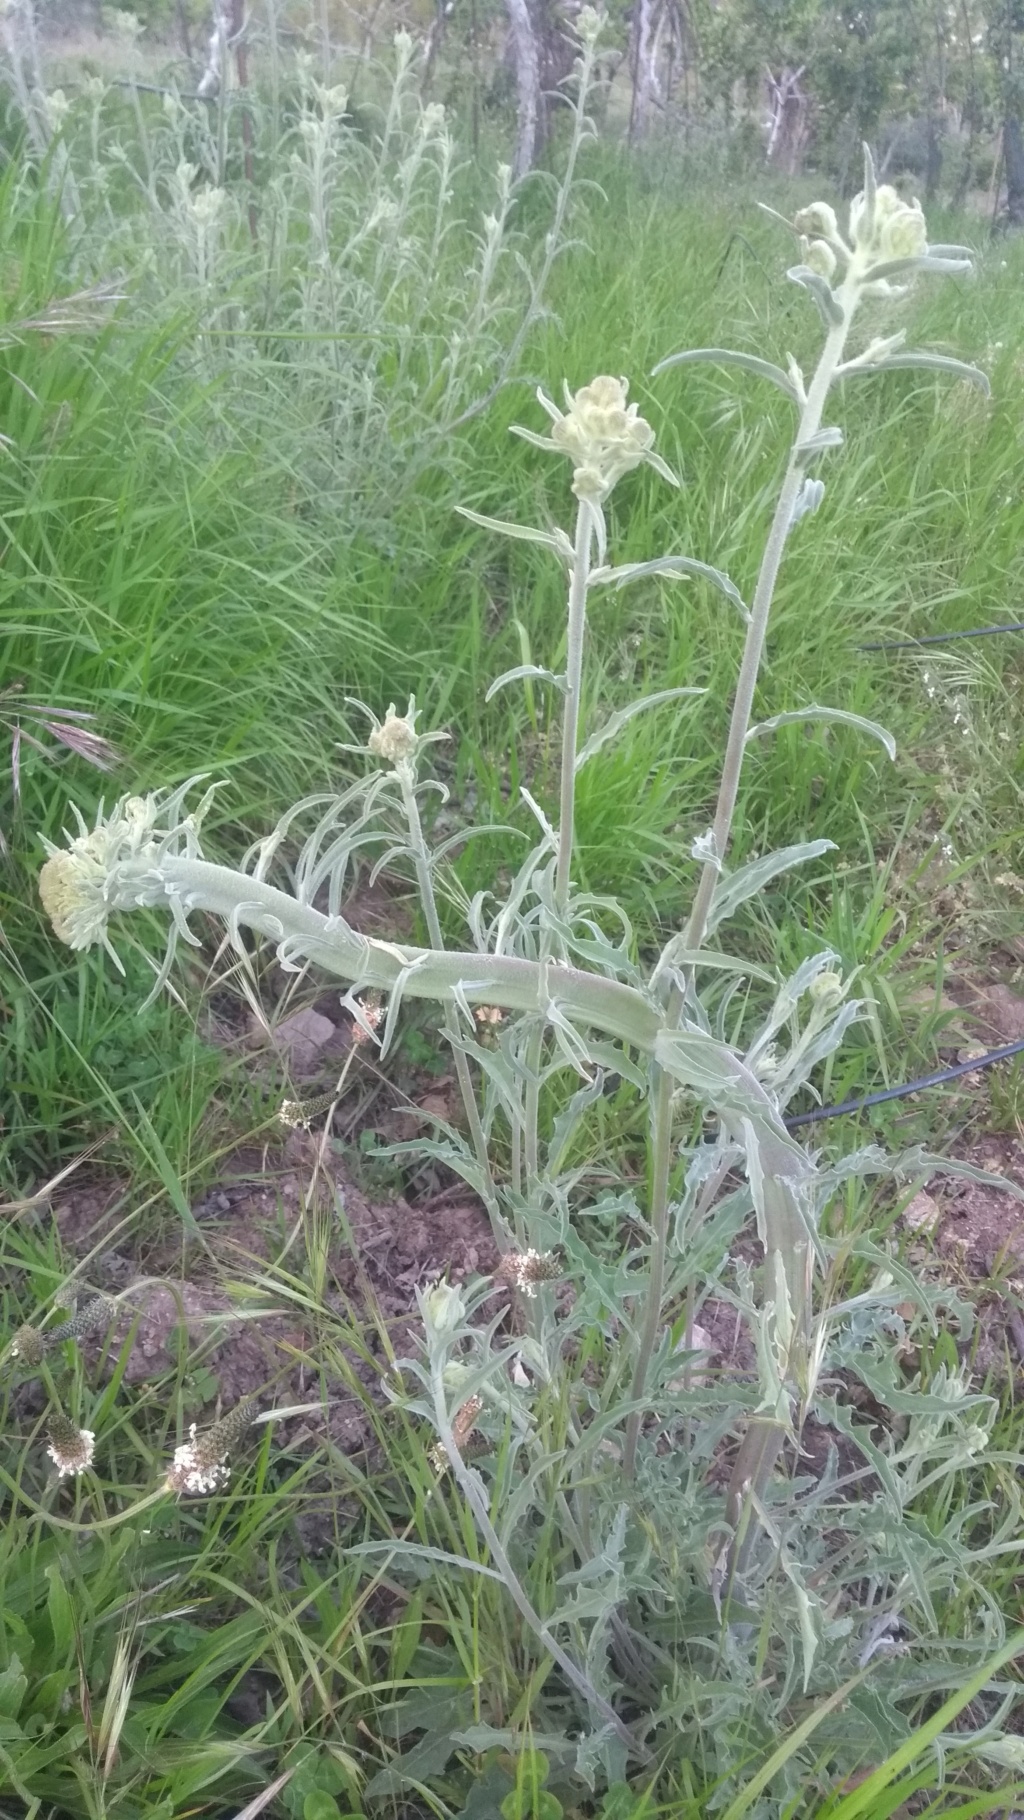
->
xmin=505 ymin=0 xmax=541 ymax=179
xmin=628 ymin=0 xmax=662 ymax=140
xmin=765 ymin=64 xmax=810 ymax=174
xmin=1004 ymin=111 xmax=1024 ymax=224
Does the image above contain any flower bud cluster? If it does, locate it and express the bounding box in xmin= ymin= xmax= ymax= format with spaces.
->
xmin=494 ymin=1248 xmax=561 ymax=1299
xmin=518 ymin=375 xmax=677 ymax=505
xmin=792 ymin=170 xmax=931 ymax=301
xmin=551 ymin=377 xmax=657 ymax=502
xmin=39 ymin=795 xmax=163 ymax=954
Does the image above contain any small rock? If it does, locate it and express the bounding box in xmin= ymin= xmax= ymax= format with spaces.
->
xmin=667 ymin=1321 xmax=715 ymax=1391
xmin=901 ymin=1190 xmax=941 ymax=1234
xmin=268 ymin=1008 xmax=336 ymax=1074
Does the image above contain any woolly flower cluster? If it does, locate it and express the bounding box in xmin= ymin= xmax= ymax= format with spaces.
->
xmin=38 ymin=796 xmax=162 ymax=957
xmin=494 ymin=1248 xmax=561 ymax=1298
xmin=793 ymin=176 xmax=932 ymax=293
xmin=517 ymin=376 xmax=677 ymax=505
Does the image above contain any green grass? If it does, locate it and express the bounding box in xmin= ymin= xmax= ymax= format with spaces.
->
xmin=3 ymin=97 xmax=1024 ymax=1819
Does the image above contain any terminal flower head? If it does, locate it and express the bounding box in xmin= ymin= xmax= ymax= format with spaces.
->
xmin=514 ymin=375 xmax=678 ymax=504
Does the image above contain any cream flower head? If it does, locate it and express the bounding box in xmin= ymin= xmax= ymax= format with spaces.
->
xmin=514 ymin=375 xmax=678 ymax=505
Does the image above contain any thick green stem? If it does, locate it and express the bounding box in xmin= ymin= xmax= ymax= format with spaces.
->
xmin=396 ymin=762 xmax=506 ymax=1249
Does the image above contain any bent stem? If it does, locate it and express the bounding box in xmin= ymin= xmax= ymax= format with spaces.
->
xmin=624 ymin=293 xmax=858 ymax=1482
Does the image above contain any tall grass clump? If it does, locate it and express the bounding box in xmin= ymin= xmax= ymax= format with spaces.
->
xmin=0 ymin=12 xmax=607 ymax=1183
xmin=33 ymin=151 xmax=1024 ymax=1809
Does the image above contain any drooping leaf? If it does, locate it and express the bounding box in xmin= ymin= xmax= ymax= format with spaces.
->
xmin=457 ymin=507 xmax=574 ymax=562
xmin=787 ymin=265 xmax=845 ymax=327
xmin=575 ymin=686 xmax=705 ymax=771
xmin=486 ymin=664 xmax=567 ymax=703
xmin=840 ymin=350 xmax=989 ymax=392
xmin=705 ymin=840 xmax=837 ymax=936
xmin=590 ymin=554 xmax=748 ymax=619
xmin=651 ymin=346 xmax=802 ymax=404
xmin=745 ymin=705 xmax=896 ymax=760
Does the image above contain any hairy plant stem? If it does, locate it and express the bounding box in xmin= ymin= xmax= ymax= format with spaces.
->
xmin=97 ymin=855 xmax=663 ymax=1048
xmin=525 ymin=497 xmax=594 ymax=1198
xmin=396 ymin=760 xmax=506 ymax=1249
xmin=555 ymin=497 xmax=596 ymax=917
xmin=623 ymin=291 xmax=858 ymax=1486
xmin=428 ymin=1354 xmax=641 ymax=1755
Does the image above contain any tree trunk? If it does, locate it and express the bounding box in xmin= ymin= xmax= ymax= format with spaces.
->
xmin=628 ymin=0 xmax=660 ymax=140
xmin=1004 ymin=111 xmax=1024 ymax=224
xmin=505 ymin=0 xmax=541 ymax=178
xmin=765 ymin=65 xmax=810 ymax=175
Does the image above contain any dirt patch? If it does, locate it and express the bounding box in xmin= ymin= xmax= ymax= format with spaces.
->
xmin=44 ymin=1128 xmax=497 ymax=1444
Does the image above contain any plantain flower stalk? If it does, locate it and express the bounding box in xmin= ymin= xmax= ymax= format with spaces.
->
xmin=166 ymin=1397 xmax=256 ymax=1497
xmin=47 ymin=1413 xmax=96 ymax=1478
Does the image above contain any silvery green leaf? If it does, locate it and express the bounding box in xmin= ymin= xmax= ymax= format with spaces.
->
xmin=575 ymin=685 xmax=705 ymax=771
xmin=485 ymin=663 xmax=567 ymax=703
xmin=789 ymin=477 xmax=825 ymax=529
xmin=926 ymin=242 xmax=974 ymax=259
xmin=849 ymin=1353 xmax=994 ymax=1417
xmin=383 ymin=1135 xmax=491 ymax=1201
xmin=796 ymin=425 xmax=843 ymax=458
xmin=892 ymin=1146 xmax=1024 ymax=1201
xmin=787 ymin=265 xmax=845 ymax=326
xmin=654 ymin=933 xmax=775 ymax=983
xmin=745 ymin=705 xmax=896 ymax=760
xmin=590 ymin=554 xmax=748 ymax=620
xmin=507 ymin=424 xmax=561 ymax=454
xmin=432 ymin=822 xmax=522 ymax=863
xmin=773 ymin=1001 xmax=864 ymax=1101
xmin=650 ymin=345 xmax=802 ymax=404
xmin=456 ymin=506 xmax=574 ymax=562
xmin=840 ymin=351 xmax=989 ymax=392
xmin=705 ymin=839 xmax=837 ymax=935
xmin=865 ymin=253 xmax=972 ymax=281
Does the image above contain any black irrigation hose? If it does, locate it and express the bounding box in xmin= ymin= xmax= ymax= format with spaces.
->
xmin=858 ymin=621 xmax=1024 ymax=652
xmin=782 ymin=1035 xmax=1024 ymax=1129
